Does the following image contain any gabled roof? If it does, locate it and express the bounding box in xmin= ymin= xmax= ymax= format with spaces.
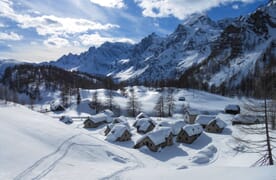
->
xmin=60 ymin=116 xmax=73 ymax=123
xmin=113 ymin=116 xmax=127 ymax=124
xmin=171 ymin=120 xmax=186 ymax=135
xmin=107 ymin=120 xmax=131 ymax=130
xmin=225 ymin=104 xmax=240 ymax=111
xmin=232 ymin=114 xmax=262 ymax=124
xmin=195 ymin=115 xmax=216 ymax=125
xmin=184 ymin=108 xmax=200 ymax=116
xmin=137 ymin=127 xmax=172 ymax=146
xmin=208 ymin=117 xmax=227 ymax=128
xmin=87 ymin=112 xmax=112 ymax=123
xmin=106 ymin=124 xmax=131 ymax=141
xmin=134 ymin=118 xmax=156 ymax=131
xmin=182 ymin=124 xmax=203 ymax=136
xmin=136 ymin=112 xmax=149 ymax=120
xmin=102 ymin=109 xmax=114 ymax=117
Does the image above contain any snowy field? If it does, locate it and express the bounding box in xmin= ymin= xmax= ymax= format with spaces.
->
xmin=0 ymin=87 xmax=276 ymax=180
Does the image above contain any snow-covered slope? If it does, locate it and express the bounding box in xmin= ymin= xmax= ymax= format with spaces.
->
xmin=0 ymin=103 xmax=144 ymax=180
xmin=49 ymin=1 xmax=276 ymax=90
xmin=1 ymin=86 xmax=276 ymax=179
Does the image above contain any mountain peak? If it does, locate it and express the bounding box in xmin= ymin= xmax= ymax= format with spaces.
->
xmin=182 ymin=13 xmax=216 ymax=27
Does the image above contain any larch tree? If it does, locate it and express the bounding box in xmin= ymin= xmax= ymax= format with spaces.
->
xmin=154 ymin=93 xmax=165 ymax=117
xmin=127 ymin=87 xmax=140 ymax=117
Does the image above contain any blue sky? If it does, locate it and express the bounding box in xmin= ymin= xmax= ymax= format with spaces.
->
xmin=0 ymin=0 xmax=268 ymax=62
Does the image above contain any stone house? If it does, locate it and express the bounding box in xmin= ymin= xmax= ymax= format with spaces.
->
xmin=105 ymin=124 xmax=132 ymax=142
xmin=205 ymin=117 xmax=226 ymax=133
xmin=133 ymin=117 xmax=156 ymax=134
xmin=176 ymin=124 xmax=203 ymax=144
xmin=134 ymin=127 xmax=173 ymax=152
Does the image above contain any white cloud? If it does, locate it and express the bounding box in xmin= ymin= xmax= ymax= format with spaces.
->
xmin=17 ymin=14 xmax=119 ymax=36
xmin=0 ymin=44 xmax=86 ymax=62
xmin=79 ymin=33 xmax=134 ymax=47
xmin=0 ymin=0 xmax=119 ymax=37
xmin=90 ymin=0 xmax=126 ymax=8
xmin=232 ymin=4 xmax=240 ymax=9
xmin=43 ymin=36 xmax=69 ymax=48
xmin=0 ymin=23 xmax=5 ymax=28
xmin=0 ymin=32 xmax=23 ymax=41
xmin=135 ymin=0 xmax=257 ymax=19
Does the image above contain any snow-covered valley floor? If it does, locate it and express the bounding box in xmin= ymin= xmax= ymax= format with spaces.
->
xmin=1 ymin=88 xmax=276 ymax=180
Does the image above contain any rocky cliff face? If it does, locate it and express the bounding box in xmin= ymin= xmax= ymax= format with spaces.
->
xmin=51 ymin=1 xmax=276 ymax=93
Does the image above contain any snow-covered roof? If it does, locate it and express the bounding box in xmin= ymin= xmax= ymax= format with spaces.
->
xmin=182 ymin=124 xmax=203 ymax=136
xmin=139 ymin=120 xmax=153 ymax=131
xmin=184 ymin=108 xmax=200 ymax=116
xmin=136 ymin=112 xmax=149 ymax=120
xmin=138 ymin=127 xmax=172 ymax=145
xmin=225 ymin=104 xmax=240 ymax=111
xmin=107 ymin=120 xmax=131 ymax=130
xmin=106 ymin=124 xmax=130 ymax=141
xmin=88 ymin=113 xmax=111 ymax=123
xmin=195 ymin=115 xmax=216 ymax=125
xmin=102 ymin=109 xmax=114 ymax=117
xmin=113 ymin=116 xmax=127 ymax=124
xmin=171 ymin=120 xmax=186 ymax=135
xmin=134 ymin=118 xmax=156 ymax=132
xmin=60 ymin=116 xmax=73 ymax=123
xmin=50 ymin=101 xmax=64 ymax=110
xmin=232 ymin=114 xmax=262 ymax=123
xmin=208 ymin=117 xmax=226 ymax=128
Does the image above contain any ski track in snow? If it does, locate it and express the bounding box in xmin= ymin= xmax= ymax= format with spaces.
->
xmin=84 ymin=133 xmax=145 ymax=180
xmin=13 ymin=132 xmax=144 ymax=180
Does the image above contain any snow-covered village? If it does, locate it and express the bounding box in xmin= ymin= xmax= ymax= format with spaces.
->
xmin=0 ymin=0 xmax=276 ymax=180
